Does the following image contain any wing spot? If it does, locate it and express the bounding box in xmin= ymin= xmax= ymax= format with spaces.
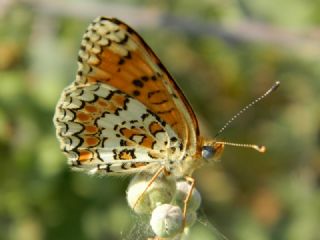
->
xmin=112 ymin=149 xmax=117 ymax=159
xmin=118 ymin=58 xmax=125 ymax=65
xmin=85 ymin=136 xmax=100 ymax=146
xmin=77 ymin=56 xmax=83 ymax=63
xmin=141 ymin=76 xmax=149 ymax=81
xmin=119 ymin=149 xmax=136 ymax=160
xmin=125 ymin=51 xmax=132 ymax=59
xmin=170 ymin=137 xmax=178 ymax=142
xmin=74 ymin=160 xmax=81 ymax=166
xmin=119 ymin=34 xmax=129 ymax=44
xmin=133 ymin=90 xmax=140 ymax=96
xmin=84 ymin=105 xmax=98 ymax=113
xmin=141 ymin=113 xmax=149 ymax=121
xmin=106 ymin=164 xmax=113 ymax=172
xmin=101 ymin=137 xmax=109 ymax=148
xmin=78 ymin=150 xmax=93 ymax=162
xmin=148 ymin=90 xmax=161 ymax=98
xmin=121 ymin=163 xmax=130 ymax=170
xmin=156 ymin=108 xmax=174 ymax=115
xmin=85 ymin=125 xmax=98 ymax=134
xmin=120 ymin=139 xmax=127 ymax=146
xmin=132 ymin=79 xmax=144 ymax=88
xmin=77 ymin=112 xmax=90 ymax=122
xmin=152 ymin=99 xmax=168 ymax=105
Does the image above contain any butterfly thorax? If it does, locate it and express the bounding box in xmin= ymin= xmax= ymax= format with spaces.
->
xmin=171 ymin=154 xmax=204 ymax=177
xmin=166 ymin=138 xmax=224 ymax=177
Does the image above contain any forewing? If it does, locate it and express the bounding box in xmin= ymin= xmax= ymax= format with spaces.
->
xmin=75 ymin=17 xmax=199 ymax=155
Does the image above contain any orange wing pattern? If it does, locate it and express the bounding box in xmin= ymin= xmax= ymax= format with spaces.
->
xmin=55 ymin=82 xmax=184 ymax=174
xmin=54 ymin=17 xmax=201 ymax=175
xmin=76 ymin=17 xmax=199 ymax=152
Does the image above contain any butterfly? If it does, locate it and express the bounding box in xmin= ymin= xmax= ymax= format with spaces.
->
xmin=53 ymin=16 xmax=225 ymax=180
xmin=53 ymin=16 xmax=278 ymax=238
xmin=53 ymin=17 xmax=279 ymax=232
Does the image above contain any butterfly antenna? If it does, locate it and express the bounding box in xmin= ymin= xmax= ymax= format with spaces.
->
xmin=214 ymin=81 xmax=280 ymax=139
xmin=215 ymin=141 xmax=266 ymax=153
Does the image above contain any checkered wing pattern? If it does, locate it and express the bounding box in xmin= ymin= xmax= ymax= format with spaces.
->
xmin=53 ymin=17 xmax=200 ymax=175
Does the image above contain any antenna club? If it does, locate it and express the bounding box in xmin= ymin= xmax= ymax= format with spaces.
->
xmin=271 ymin=81 xmax=281 ymax=91
xmin=255 ymin=145 xmax=266 ymax=153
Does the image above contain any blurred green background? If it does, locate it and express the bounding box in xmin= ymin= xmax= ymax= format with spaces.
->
xmin=1 ymin=0 xmax=320 ymax=240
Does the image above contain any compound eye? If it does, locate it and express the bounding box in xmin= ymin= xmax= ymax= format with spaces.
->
xmin=201 ymin=146 xmax=215 ymax=160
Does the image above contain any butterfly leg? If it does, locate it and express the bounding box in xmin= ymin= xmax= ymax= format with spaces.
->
xmin=182 ymin=176 xmax=195 ymax=227
xmin=132 ymin=165 xmax=166 ymax=210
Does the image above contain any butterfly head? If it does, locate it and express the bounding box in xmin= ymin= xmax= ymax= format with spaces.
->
xmin=201 ymin=140 xmax=224 ymax=162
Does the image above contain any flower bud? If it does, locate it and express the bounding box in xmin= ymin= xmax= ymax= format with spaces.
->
xmin=175 ymin=181 xmax=201 ymax=211
xmin=126 ymin=173 xmax=176 ymax=214
xmin=150 ymin=204 xmax=183 ymax=238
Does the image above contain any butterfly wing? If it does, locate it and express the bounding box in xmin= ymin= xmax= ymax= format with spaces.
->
xmin=55 ymin=82 xmax=184 ymax=174
xmin=54 ymin=17 xmax=200 ymax=174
